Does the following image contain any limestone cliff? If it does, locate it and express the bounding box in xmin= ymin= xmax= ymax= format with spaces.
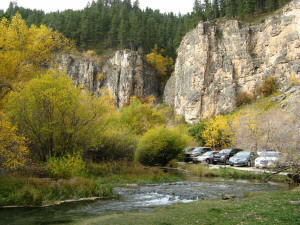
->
xmin=58 ymin=50 xmax=159 ymax=107
xmin=164 ymin=0 xmax=300 ymax=123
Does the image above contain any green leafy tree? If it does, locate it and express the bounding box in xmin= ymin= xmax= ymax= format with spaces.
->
xmin=120 ymin=96 xmax=166 ymax=135
xmin=135 ymin=127 xmax=188 ymax=166
xmin=5 ymin=71 xmax=116 ymax=160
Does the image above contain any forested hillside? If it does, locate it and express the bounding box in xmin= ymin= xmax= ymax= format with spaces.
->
xmin=0 ymin=0 xmax=292 ymax=59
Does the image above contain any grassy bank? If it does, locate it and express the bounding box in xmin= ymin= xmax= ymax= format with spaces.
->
xmin=76 ymin=190 xmax=300 ymax=225
xmin=0 ymin=162 xmax=180 ymax=207
xmin=88 ymin=162 xmax=180 ymax=185
xmin=0 ymin=176 xmax=114 ymax=207
xmin=179 ymin=164 xmax=289 ymax=183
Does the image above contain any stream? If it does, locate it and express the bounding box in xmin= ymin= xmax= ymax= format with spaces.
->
xmin=0 ymin=175 xmax=288 ymax=225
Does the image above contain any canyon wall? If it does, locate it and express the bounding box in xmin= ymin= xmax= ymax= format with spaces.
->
xmin=58 ymin=50 xmax=159 ymax=107
xmin=164 ymin=0 xmax=300 ymax=123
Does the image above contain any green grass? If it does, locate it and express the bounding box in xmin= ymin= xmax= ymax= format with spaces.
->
xmin=87 ymin=162 xmax=180 ymax=185
xmin=0 ymin=176 xmax=114 ymax=207
xmin=75 ymin=190 xmax=300 ymax=225
xmin=180 ymin=164 xmax=289 ymax=183
xmin=0 ymin=162 xmax=180 ymax=207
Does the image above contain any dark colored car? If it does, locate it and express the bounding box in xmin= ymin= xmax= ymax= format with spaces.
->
xmin=212 ymin=148 xmax=243 ymax=165
xmin=229 ymin=151 xmax=257 ymax=167
xmin=184 ymin=147 xmax=212 ymax=162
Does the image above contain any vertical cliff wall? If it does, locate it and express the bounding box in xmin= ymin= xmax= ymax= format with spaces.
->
xmin=164 ymin=0 xmax=300 ymax=123
xmin=58 ymin=50 xmax=159 ymax=107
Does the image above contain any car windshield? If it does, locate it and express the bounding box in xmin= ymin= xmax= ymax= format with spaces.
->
xmin=184 ymin=147 xmax=194 ymax=152
xmin=193 ymin=148 xmax=203 ymax=152
xmin=219 ymin=149 xmax=231 ymax=154
xmin=261 ymin=152 xmax=279 ymax=157
xmin=235 ymin=152 xmax=250 ymax=156
xmin=202 ymin=152 xmax=212 ymax=156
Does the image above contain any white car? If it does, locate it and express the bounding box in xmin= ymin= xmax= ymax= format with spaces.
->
xmin=193 ymin=151 xmax=218 ymax=164
xmin=255 ymin=152 xmax=281 ymax=168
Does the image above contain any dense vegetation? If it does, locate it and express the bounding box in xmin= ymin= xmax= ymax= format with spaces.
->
xmin=0 ymin=1 xmax=298 ymax=208
xmin=1 ymin=0 xmax=292 ymax=60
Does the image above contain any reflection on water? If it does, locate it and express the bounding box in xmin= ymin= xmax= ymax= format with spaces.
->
xmin=0 ymin=175 xmax=288 ymax=225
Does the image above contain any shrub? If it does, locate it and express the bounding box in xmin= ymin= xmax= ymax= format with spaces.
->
xmin=46 ymin=154 xmax=86 ymax=179
xmin=235 ymin=91 xmax=253 ymax=107
xmin=135 ymin=127 xmax=188 ymax=166
xmin=257 ymin=77 xmax=277 ymax=97
xmin=188 ymin=121 xmax=207 ymax=146
xmin=120 ymin=96 xmax=166 ymax=135
xmin=85 ymin=129 xmax=137 ymax=162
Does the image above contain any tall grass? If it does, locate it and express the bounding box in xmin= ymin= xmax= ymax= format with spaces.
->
xmin=87 ymin=161 xmax=180 ymax=184
xmin=0 ymin=176 xmax=113 ymax=206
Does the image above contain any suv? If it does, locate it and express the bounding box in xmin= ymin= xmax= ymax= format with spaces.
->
xmin=184 ymin=147 xmax=212 ymax=162
xmin=213 ymin=148 xmax=243 ymax=165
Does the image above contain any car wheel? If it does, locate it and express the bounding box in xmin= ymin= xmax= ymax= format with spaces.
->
xmin=225 ymin=159 xmax=229 ymax=165
xmin=247 ymin=160 xmax=251 ymax=167
xmin=205 ymin=159 xmax=210 ymax=164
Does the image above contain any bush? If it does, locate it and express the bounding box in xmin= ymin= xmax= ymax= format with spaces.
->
xmin=188 ymin=121 xmax=207 ymax=146
xmin=235 ymin=91 xmax=253 ymax=107
xmin=135 ymin=127 xmax=188 ymax=166
xmin=257 ymin=77 xmax=277 ymax=97
xmin=85 ymin=129 xmax=137 ymax=162
xmin=46 ymin=154 xmax=86 ymax=179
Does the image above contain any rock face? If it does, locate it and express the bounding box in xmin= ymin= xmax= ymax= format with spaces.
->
xmin=164 ymin=0 xmax=300 ymax=123
xmin=58 ymin=50 xmax=159 ymax=107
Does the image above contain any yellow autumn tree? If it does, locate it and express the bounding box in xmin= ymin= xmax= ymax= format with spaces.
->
xmin=0 ymin=111 xmax=29 ymax=170
xmin=146 ymin=44 xmax=174 ymax=83
xmin=202 ymin=115 xmax=234 ymax=149
xmin=4 ymin=71 xmax=117 ymax=161
xmin=0 ymin=13 xmax=74 ymax=100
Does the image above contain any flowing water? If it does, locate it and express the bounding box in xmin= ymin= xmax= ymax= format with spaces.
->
xmin=0 ymin=174 xmax=288 ymax=225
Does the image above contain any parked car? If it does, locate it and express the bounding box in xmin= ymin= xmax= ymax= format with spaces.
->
xmin=213 ymin=148 xmax=243 ymax=165
xmin=255 ymin=151 xmax=282 ymax=168
xmin=229 ymin=151 xmax=257 ymax=167
xmin=184 ymin=147 xmax=212 ymax=162
xmin=183 ymin=147 xmax=196 ymax=153
xmin=193 ymin=151 xmax=218 ymax=164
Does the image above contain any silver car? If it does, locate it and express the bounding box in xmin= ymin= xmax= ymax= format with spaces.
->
xmin=229 ymin=151 xmax=257 ymax=167
xmin=193 ymin=151 xmax=218 ymax=164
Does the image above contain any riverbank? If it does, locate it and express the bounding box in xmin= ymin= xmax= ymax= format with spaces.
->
xmin=177 ymin=164 xmax=290 ymax=183
xmin=0 ymin=163 xmax=180 ymax=207
xmin=76 ymin=189 xmax=300 ymax=225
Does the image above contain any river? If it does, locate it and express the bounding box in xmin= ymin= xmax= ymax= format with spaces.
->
xmin=0 ymin=174 xmax=288 ymax=225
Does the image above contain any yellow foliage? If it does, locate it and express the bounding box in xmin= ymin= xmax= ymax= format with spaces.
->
xmin=146 ymin=44 xmax=174 ymax=82
xmin=0 ymin=13 xmax=74 ymax=95
xmin=96 ymin=73 xmax=105 ymax=81
xmin=4 ymin=71 xmax=117 ymax=160
xmin=289 ymin=74 xmax=300 ymax=86
xmin=0 ymin=111 xmax=29 ymax=169
xmin=120 ymin=96 xmax=166 ymax=135
xmin=202 ymin=115 xmax=233 ymax=149
xmin=86 ymin=50 xmax=96 ymax=56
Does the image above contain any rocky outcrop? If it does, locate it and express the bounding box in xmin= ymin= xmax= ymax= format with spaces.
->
xmin=58 ymin=50 xmax=159 ymax=107
xmin=164 ymin=0 xmax=300 ymax=123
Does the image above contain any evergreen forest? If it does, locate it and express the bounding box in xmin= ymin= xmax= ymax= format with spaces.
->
xmin=0 ymin=0 xmax=292 ymax=59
